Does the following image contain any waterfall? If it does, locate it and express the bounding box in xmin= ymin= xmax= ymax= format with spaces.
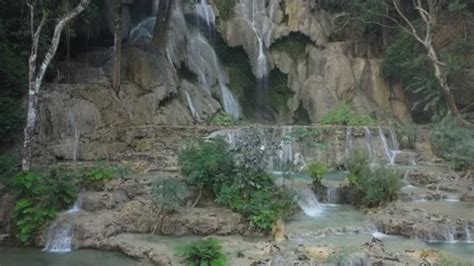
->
xmin=326 ymin=187 xmax=338 ymax=204
xmin=378 ymin=126 xmax=400 ymax=165
xmin=185 ymin=91 xmax=200 ymax=121
xmin=465 ymin=221 xmax=472 ymax=243
xmin=129 ymin=7 xmax=241 ymax=120
xmin=237 ymin=0 xmax=275 ymax=115
xmin=389 ymin=127 xmax=400 ymax=150
xmin=43 ymin=197 xmax=82 ymax=253
xmin=297 ymin=188 xmax=323 ymax=217
xmin=195 ymin=0 xmax=215 ymax=27
xmin=43 ymin=223 xmax=74 ymax=253
xmin=279 ymin=126 xmax=294 ymax=170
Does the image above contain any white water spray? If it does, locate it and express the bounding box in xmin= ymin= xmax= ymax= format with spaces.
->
xmin=43 ymin=197 xmax=82 ymax=253
xmin=297 ymin=189 xmax=323 ymax=217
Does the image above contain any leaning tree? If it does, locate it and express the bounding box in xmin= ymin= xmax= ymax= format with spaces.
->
xmin=22 ymin=0 xmax=91 ymax=170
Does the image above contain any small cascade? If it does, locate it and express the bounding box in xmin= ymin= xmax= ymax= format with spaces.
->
xmin=297 ymin=188 xmax=323 ymax=217
xmin=326 ymin=187 xmax=338 ymax=204
xmin=184 ymin=91 xmax=200 ymax=121
xmin=368 ymin=225 xmax=389 ymax=239
xmin=465 ymin=221 xmax=472 ymax=243
xmin=43 ymin=197 xmax=82 ymax=253
xmin=442 ymin=225 xmax=456 ymax=243
xmin=389 ymin=127 xmax=400 ymax=150
xmin=378 ymin=126 xmax=399 ymax=165
xmin=279 ymin=126 xmax=294 ymax=170
xmin=66 ymin=196 xmax=82 ymax=214
xmin=345 ymin=127 xmax=353 ymax=156
xmin=364 ymin=127 xmax=374 ymax=160
xmin=43 ymin=223 xmax=73 ymax=253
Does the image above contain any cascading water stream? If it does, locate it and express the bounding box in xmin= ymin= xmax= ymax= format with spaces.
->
xmin=297 ymin=188 xmax=323 ymax=217
xmin=128 ymin=5 xmax=241 ymax=120
xmin=43 ymin=197 xmax=82 ymax=253
xmin=378 ymin=126 xmax=400 ymax=165
xmin=364 ymin=127 xmax=374 ymax=160
xmin=465 ymin=221 xmax=472 ymax=243
xmin=237 ymin=0 xmax=274 ymax=116
xmin=184 ymin=91 xmax=200 ymax=121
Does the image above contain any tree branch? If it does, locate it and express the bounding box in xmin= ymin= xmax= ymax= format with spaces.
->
xmin=34 ymin=0 xmax=91 ymax=91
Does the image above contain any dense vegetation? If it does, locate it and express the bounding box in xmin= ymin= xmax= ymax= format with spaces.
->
xmin=178 ymin=138 xmax=295 ymax=232
xmin=432 ymin=117 xmax=474 ymax=170
xmin=346 ymin=151 xmax=401 ymax=208
xmin=321 ymin=104 xmax=376 ymax=126
xmin=177 ymin=238 xmax=227 ymax=266
xmin=1 ymin=162 xmax=122 ymax=244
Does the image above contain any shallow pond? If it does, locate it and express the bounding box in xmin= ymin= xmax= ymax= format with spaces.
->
xmin=0 ymin=247 xmax=137 ymax=266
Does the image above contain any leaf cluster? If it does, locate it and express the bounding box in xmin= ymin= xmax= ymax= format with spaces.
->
xmin=321 ymin=104 xmax=376 ymax=126
xmin=177 ymin=238 xmax=228 ymax=266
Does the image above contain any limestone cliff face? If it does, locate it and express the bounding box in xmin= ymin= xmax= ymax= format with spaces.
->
xmin=36 ymin=47 xmax=220 ymax=162
xmin=217 ymin=0 xmax=412 ymax=123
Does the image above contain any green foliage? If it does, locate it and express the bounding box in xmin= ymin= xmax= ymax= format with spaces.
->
xmin=151 ymin=178 xmax=189 ymax=213
xmin=210 ymin=112 xmax=236 ymax=126
xmin=0 ymin=154 xmax=20 ymax=182
xmin=346 ymin=152 xmax=401 ymax=208
xmin=178 ymin=138 xmax=295 ymax=231
xmin=13 ymin=199 xmax=56 ymax=244
xmin=179 ymin=138 xmax=234 ymax=191
xmin=270 ymin=34 xmax=310 ymax=60
xmin=11 ymin=170 xmax=77 ymax=243
xmin=0 ymin=98 xmax=24 ymax=141
xmin=448 ymin=0 xmax=467 ymax=12
xmin=383 ymin=31 xmax=445 ymax=116
xmin=321 ymin=104 xmax=376 ymax=126
xmin=431 ymin=117 xmax=474 ymax=170
xmin=78 ymin=164 xmax=117 ymax=183
xmin=307 ymin=162 xmax=327 ymax=185
xmin=215 ymin=0 xmax=236 ymax=21
xmin=177 ymin=238 xmax=228 ymax=266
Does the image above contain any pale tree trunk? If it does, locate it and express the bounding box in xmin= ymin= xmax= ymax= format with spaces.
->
xmin=393 ymin=0 xmax=466 ymax=124
xmin=22 ymin=0 xmax=90 ymax=171
xmin=112 ymin=1 xmax=123 ymax=94
xmin=152 ymin=0 xmax=174 ymax=50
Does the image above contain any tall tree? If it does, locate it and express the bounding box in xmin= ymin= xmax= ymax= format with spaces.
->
xmin=112 ymin=0 xmax=123 ymax=94
xmin=347 ymin=0 xmax=468 ymax=124
xmin=22 ymin=0 xmax=90 ymax=170
xmin=392 ymin=0 xmax=466 ymax=124
xmin=152 ymin=0 xmax=174 ymax=50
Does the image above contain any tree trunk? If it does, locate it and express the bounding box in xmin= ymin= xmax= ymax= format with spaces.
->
xmin=22 ymin=0 xmax=90 ymax=171
xmin=426 ymin=44 xmax=463 ymax=120
xmin=112 ymin=1 xmax=123 ymax=94
xmin=22 ymin=89 xmax=39 ymax=171
xmin=152 ymin=0 xmax=174 ymax=50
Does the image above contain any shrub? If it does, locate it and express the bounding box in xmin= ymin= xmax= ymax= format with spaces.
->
xmin=179 ymin=138 xmax=295 ymax=231
xmin=215 ymin=0 xmax=235 ymax=21
xmin=307 ymin=162 xmax=327 ymax=185
xmin=321 ymin=104 xmax=375 ymax=126
xmin=11 ymin=170 xmax=77 ymax=243
xmin=151 ymin=178 xmax=189 ymax=213
xmin=431 ymin=117 xmax=474 ymax=170
xmin=177 ymin=238 xmax=227 ymax=266
xmin=179 ymin=138 xmax=234 ymax=192
xmin=346 ymin=152 xmax=401 ymax=208
xmin=210 ymin=112 xmax=235 ymax=126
